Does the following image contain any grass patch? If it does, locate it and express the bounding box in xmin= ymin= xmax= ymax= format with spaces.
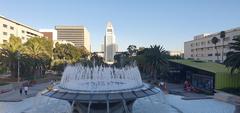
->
xmin=0 ymin=82 xmax=9 ymax=86
xmin=170 ymin=59 xmax=230 ymax=73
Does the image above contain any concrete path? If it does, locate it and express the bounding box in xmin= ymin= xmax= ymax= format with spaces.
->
xmin=0 ymin=82 xmax=50 ymax=102
xmin=214 ymin=90 xmax=240 ymax=113
xmin=167 ymin=83 xmax=240 ymax=113
xmin=167 ymin=83 xmax=213 ymax=100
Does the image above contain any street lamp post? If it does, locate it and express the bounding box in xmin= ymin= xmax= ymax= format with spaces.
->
xmin=17 ymin=52 xmax=20 ymax=83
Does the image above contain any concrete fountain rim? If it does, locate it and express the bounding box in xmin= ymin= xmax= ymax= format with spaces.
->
xmin=42 ymin=82 xmax=161 ymax=103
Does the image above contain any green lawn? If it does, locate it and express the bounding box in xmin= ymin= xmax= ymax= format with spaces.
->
xmin=170 ymin=59 xmax=231 ymax=73
xmin=0 ymin=82 xmax=9 ymax=86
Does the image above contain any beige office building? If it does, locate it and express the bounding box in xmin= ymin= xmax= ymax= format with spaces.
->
xmin=184 ymin=27 xmax=240 ymax=63
xmin=0 ymin=15 xmax=43 ymax=44
xmin=55 ymin=26 xmax=91 ymax=52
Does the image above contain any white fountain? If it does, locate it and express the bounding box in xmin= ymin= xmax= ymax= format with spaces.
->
xmin=60 ymin=64 xmax=143 ymax=92
xmin=43 ymin=63 xmax=160 ymax=113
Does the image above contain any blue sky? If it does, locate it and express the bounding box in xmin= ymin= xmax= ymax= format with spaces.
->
xmin=1 ymin=0 xmax=240 ymax=52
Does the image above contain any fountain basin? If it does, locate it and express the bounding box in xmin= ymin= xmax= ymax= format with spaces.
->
xmin=42 ymin=64 xmax=160 ymax=113
xmin=42 ymin=83 xmax=160 ymax=103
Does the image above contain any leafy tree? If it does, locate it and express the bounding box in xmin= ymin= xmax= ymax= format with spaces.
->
xmin=211 ymin=37 xmax=220 ymax=62
xmin=127 ymin=45 xmax=137 ymax=56
xmin=79 ymin=46 xmax=90 ymax=59
xmin=90 ymin=52 xmax=104 ymax=66
xmin=23 ymin=37 xmax=53 ymax=78
xmin=224 ymin=35 xmax=240 ymax=74
xmin=53 ymin=43 xmax=89 ymax=62
xmin=114 ymin=52 xmax=131 ymax=67
xmin=0 ymin=35 xmax=23 ymax=77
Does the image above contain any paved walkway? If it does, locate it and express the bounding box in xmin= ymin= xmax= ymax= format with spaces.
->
xmin=167 ymin=83 xmax=240 ymax=113
xmin=167 ymin=83 xmax=212 ymax=100
xmin=0 ymin=82 xmax=50 ymax=102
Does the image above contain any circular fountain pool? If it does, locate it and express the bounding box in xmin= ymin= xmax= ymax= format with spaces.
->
xmin=43 ymin=64 xmax=160 ymax=113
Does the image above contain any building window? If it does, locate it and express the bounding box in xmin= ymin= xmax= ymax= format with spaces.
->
xmin=215 ymin=60 xmax=221 ymax=63
xmin=208 ymin=54 xmax=213 ymax=56
xmin=3 ymin=32 xmax=7 ymax=35
xmin=22 ymin=37 xmax=25 ymax=40
xmin=215 ymin=53 xmax=220 ymax=56
xmin=224 ymin=37 xmax=230 ymax=41
xmin=208 ymin=60 xmax=212 ymax=62
xmin=107 ymin=29 xmax=112 ymax=32
xmin=22 ymin=30 xmax=25 ymax=33
xmin=233 ymin=35 xmax=240 ymax=39
xmin=208 ymin=47 xmax=213 ymax=50
xmin=3 ymin=40 xmax=7 ymax=43
xmin=223 ymin=53 xmax=227 ymax=56
xmin=3 ymin=24 xmax=7 ymax=28
xmin=10 ymin=26 xmax=14 ymax=30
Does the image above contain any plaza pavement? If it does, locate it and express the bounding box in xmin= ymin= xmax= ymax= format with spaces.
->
xmin=0 ymin=82 xmax=50 ymax=102
xmin=167 ymin=83 xmax=240 ymax=113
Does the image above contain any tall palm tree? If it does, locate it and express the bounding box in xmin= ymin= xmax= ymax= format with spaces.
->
xmin=23 ymin=37 xmax=52 ymax=78
xmin=0 ymin=35 xmax=23 ymax=77
xmin=211 ymin=37 xmax=220 ymax=62
xmin=224 ymin=35 xmax=240 ymax=74
xmin=220 ymin=31 xmax=226 ymax=62
xmin=143 ymin=45 xmax=168 ymax=83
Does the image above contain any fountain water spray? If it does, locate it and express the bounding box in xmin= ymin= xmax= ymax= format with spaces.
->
xmin=60 ymin=64 xmax=143 ymax=92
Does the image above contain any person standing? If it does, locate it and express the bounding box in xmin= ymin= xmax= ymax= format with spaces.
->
xmin=24 ymin=86 xmax=28 ymax=95
xmin=19 ymin=86 xmax=23 ymax=95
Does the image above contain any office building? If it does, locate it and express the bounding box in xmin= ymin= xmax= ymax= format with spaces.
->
xmin=104 ymin=22 xmax=118 ymax=64
xmin=39 ymin=29 xmax=57 ymax=41
xmin=184 ymin=27 xmax=240 ymax=63
xmin=0 ymin=15 xmax=43 ymax=44
xmin=55 ymin=26 xmax=91 ymax=52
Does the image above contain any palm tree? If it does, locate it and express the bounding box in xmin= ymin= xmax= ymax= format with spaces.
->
xmin=223 ymin=35 xmax=240 ymax=74
xmin=211 ymin=37 xmax=220 ymax=62
xmin=23 ymin=37 xmax=52 ymax=78
xmin=0 ymin=35 xmax=23 ymax=77
xmin=91 ymin=52 xmax=104 ymax=66
xmin=143 ymin=45 xmax=168 ymax=83
xmin=220 ymin=31 xmax=226 ymax=62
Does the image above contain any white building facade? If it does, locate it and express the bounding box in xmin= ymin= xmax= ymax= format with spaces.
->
xmin=0 ymin=15 xmax=43 ymax=44
xmin=104 ymin=22 xmax=118 ymax=64
xmin=184 ymin=27 xmax=240 ymax=63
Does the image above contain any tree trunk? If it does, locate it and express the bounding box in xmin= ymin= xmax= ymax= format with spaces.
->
xmin=215 ymin=45 xmax=219 ymax=61
xmin=10 ymin=62 xmax=17 ymax=78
